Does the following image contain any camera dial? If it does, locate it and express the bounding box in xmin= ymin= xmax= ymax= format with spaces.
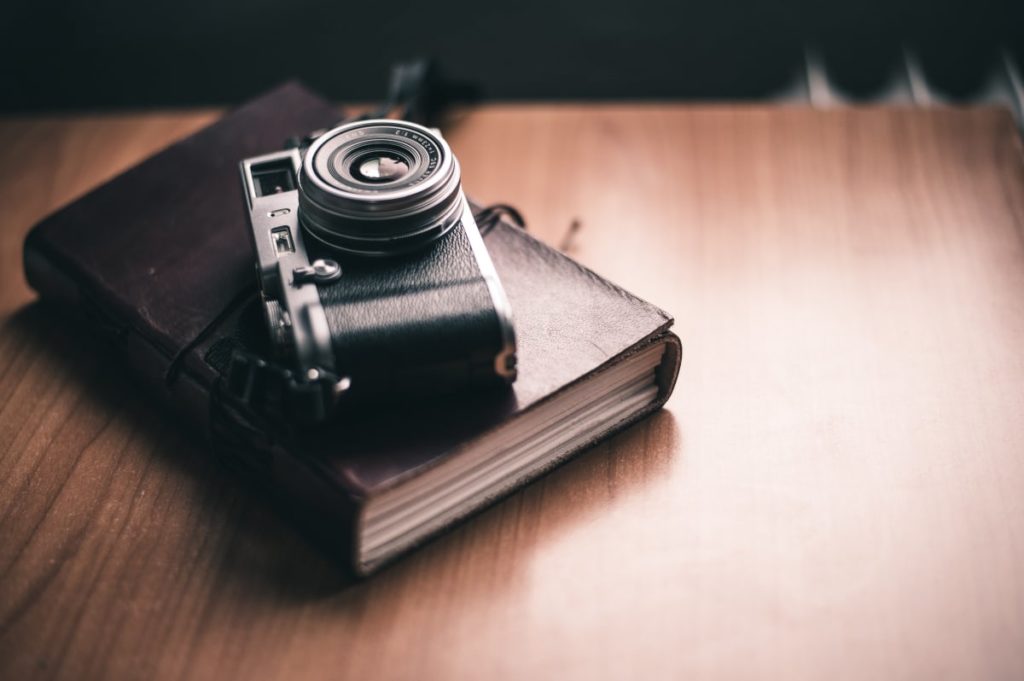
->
xmin=298 ymin=120 xmax=463 ymax=256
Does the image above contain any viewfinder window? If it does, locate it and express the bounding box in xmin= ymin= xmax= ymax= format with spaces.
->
xmin=251 ymin=160 xmax=296 ymax=196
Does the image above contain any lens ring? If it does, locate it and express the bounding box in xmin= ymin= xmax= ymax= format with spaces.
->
xmin=298 ymin=119 xmax=462 ymax=256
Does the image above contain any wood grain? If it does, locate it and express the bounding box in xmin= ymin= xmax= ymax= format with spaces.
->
xmin=2 ymin=104 xmax=1024 ymax=680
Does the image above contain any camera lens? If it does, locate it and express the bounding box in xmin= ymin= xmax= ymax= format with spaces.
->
xmin=298 ymin=120 xmax=463 ymax=256
xmin=352 ymin=153 xmax=410 ymax=183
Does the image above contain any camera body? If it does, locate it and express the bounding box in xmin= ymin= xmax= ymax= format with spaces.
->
xmin=240 ymin=120 xmax=516 ymax=414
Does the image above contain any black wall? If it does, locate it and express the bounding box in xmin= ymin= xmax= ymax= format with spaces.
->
xmin=6 ymin=0 xmax=1022 ymax=112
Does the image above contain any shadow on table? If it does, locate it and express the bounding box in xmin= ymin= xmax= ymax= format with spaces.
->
xmin=3 ymin=302 xmax=682 ymax=605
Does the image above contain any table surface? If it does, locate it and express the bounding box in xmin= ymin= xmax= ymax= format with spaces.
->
xmin=2 ymin=103 xmax=1024 ymax=680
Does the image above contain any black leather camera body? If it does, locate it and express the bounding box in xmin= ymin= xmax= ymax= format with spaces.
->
xmin=240 ymin=120 xmax=516 ymax=418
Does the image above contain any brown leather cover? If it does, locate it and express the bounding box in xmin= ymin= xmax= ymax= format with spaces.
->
xmin=23 ymin=82 xmax=682 ymax=574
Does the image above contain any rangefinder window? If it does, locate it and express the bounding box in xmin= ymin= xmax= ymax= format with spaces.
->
xmin=251 ymin=159 xmax=296 ymax=196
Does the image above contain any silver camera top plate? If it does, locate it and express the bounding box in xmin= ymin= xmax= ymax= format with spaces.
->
xmin=240 ymin=149 xmax=336 ymax=375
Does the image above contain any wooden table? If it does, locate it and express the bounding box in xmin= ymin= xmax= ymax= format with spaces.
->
xmin=2 ymin=103 xmax=1023 ymax=680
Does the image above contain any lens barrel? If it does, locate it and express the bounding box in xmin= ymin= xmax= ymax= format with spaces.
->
xmin=298 ymin=120 xmax=463 ymax=256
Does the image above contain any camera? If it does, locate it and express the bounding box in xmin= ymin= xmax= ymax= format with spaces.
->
xmin=239 ymin=119 xmax=516 ymax=417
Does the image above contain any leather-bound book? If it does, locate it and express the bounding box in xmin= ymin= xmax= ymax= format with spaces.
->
xmin=22 ymin=83 xmax=682 ymax=575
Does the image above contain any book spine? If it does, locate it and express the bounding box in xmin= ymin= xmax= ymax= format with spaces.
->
xmin=24 ymin=235 xmax=180 ymax=404
xmin=24 ymin=235 xmax=363 ymax=575
xmin=23 ymin=235 xmax=82 ymax=312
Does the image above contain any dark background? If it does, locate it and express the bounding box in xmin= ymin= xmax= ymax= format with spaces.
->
xmin=5 ymin=0 xmax=1023 ymax=112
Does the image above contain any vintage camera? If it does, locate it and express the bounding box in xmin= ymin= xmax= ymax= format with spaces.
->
xmin=239 ymin=119 xmax=516 ymax=416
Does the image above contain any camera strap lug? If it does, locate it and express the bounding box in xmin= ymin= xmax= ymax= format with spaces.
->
xmin=225 ymin=350 xmax=350 ymax=424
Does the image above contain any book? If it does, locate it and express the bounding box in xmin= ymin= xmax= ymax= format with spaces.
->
xmin=22 ymin=82 xmax=682 ymax=575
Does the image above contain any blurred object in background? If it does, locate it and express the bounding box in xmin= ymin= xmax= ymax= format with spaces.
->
xmin=783 ymin=47 xmax=1022 ymax=123
xmin=5 ymin=0 xmax=1022 ymax=124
